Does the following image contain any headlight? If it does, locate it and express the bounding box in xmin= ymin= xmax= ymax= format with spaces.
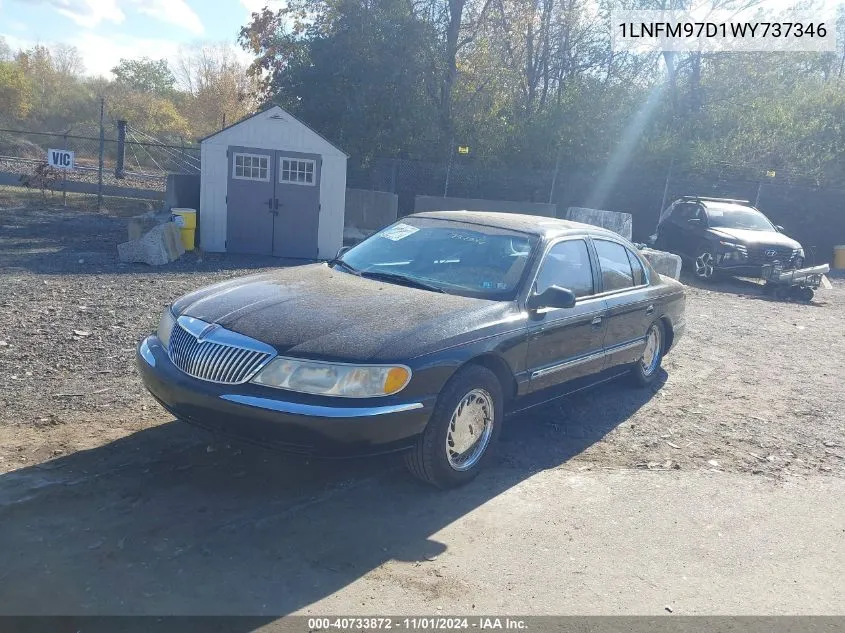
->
xmin=157 ymin=307 xmax=176 ymax=349
xmin=796 ymin=248 xmax=805 ymax=258
xmin=251 ymin=358 xmax=411 ymax=397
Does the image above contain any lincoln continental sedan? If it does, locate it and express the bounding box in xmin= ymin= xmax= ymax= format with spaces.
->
xmin=138 ymin=211 xmax=686 ymax=487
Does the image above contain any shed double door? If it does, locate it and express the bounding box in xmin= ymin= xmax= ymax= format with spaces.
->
xmin=226 ymin=146 xmax=321 ymax=258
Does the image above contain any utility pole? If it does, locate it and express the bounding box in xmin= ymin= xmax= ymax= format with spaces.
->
xmin=443 ymin=136 xmax=455 ymax=197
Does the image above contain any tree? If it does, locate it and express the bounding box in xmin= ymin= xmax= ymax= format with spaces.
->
xmin=0 ymin=61 xmax=32 ymax=120
xmin=111 ymin=58 xmax=175 ymax=96
xmin=174 ymin=43 xmax=259 ymax=139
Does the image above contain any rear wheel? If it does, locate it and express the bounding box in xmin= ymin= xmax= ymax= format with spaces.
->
xmin=631 ymin=321 xmax=664 ymax=387
xmin=405 ymin=365 xmax=503 ymax=488
xmin=694 ymin=245 xmax=717 ymax=281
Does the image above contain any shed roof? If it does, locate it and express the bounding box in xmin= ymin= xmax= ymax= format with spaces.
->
xmin=199 ymin=105 xmax=348 ymax=157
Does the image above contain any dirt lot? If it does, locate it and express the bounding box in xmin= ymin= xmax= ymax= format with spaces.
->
xmin=1 ymin=200 xmax=844 ymax=616
xmin=1 ymin=202 xmax=843 ymax=477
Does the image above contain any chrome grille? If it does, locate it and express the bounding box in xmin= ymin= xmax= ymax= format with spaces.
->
xmin=168 ymin=317 xmax=275 ymax=384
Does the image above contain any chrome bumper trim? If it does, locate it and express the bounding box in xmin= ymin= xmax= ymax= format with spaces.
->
xmin=139 ymin=338 xmax=156 ymax=367
xmin=530 ymin=336 xmax=647 ymax=380
xmin=220 ymin=394 xmax=425 ymax=418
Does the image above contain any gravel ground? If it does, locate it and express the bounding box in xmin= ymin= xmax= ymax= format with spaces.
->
xmin=1 ymin=202 xmax=844 ymax=479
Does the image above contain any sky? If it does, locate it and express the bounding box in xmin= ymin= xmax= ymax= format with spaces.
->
xmin=0 ymin=0 xmax=283 ymax=77
xmin=0 ymin=0 xmax=841 ymax=79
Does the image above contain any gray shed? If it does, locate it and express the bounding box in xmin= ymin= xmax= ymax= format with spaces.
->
xmin=199 ymin=106 xmax=347 ymax=259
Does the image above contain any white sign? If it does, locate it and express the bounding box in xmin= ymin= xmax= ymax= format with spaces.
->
xmin=47 ymin=149 xmax=75 ymax=169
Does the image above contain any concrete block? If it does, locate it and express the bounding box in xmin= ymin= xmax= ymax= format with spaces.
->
xmin=415 ymin=195 xmax=556 ymax=217
xmin=565 ymin=207 xmax=633 ymax=240
xmin=118 ymin=222 xmax=185 ymax=266
xmin=640 ymin=247 xmax=683 ymax=280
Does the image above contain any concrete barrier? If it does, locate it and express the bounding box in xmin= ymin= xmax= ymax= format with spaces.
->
xmin=415 ymin=195 xmax=556 ymax=217
xmin=344 ymin=188 xmax=399 ymax=244
xmin=118 ymin=222 xmax=185 ymax=266
xmin=565 ymin=207 xmax=633 ymax=240
xmin=640 ymin=247 xmax=683 ymax=280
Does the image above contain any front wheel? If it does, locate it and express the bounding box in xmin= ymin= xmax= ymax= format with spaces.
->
xmin=694 ymin=246 xmax=718 ymax=281
xmin=405 ymin=365 xmax=503 ymax=488
xmin=631 ymin=321 xmax=664 ymax=387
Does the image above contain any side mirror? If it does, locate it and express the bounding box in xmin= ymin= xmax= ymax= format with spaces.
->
xmin=335 ymin=246 xmax=351 ymax=259
xmin=527 ymin=285 xmax=577 ymax=310
xmin=775 ymin=224 xmax=785 ymax=232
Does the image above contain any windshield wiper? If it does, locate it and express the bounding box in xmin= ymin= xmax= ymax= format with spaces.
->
xmin=328 ymin=259 xmax=360 ymax=275
xmin=359 ymin=270 xmax=446 ymax=293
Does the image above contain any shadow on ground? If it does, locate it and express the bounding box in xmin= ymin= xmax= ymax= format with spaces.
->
xmin=0 ymin=374 xmax=661 ymax=618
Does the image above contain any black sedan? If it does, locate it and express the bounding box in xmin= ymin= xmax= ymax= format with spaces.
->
xmin=138 ymin=211 xmax=686 ymax=487
xmin=653 ymin=196 xmax=805 ymax=281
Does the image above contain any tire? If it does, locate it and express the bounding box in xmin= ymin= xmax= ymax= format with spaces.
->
xmin=404 ymin=365 xmax=503 ymax=488
xmin=693 ymin=244 xmax=718 ymax=281
xmin=631 ymin=321 xmax=665 ymax=387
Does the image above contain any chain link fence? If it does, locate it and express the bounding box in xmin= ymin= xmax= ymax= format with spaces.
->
xmin=0 ymin=124 xmax=200 ymax=209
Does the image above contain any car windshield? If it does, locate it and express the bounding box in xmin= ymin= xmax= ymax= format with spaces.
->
xmin=706 ymin=206 xmax=775 ymax=231
xmin=336 ymin=217 xmax=539 ymax=300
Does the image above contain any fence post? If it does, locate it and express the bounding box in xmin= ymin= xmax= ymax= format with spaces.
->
xmin=62 ymin=131 xmax=68 ymax=208
xmin=115 ymin=120 xmax=127 ymax=179
xmin=754 ymin=180 xmax=763 ymax=207
xmin=443 ymin=137 xmax=455 ymax=197
xmin=97 ymin=97 xmax=105 ymax=210
xmin=659 ymin=155 xmax=675 ymax=220
xmin=548 ymin=147 xmax=562 ymax=204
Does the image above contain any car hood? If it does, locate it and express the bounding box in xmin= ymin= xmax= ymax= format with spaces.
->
xmin=707 ymin=227 xmax=801 ymax=248
xmin=171 ymin=263 xmax=516 ymax=362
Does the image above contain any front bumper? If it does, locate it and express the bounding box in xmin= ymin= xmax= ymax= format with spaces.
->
xmin=137 ymin=336 xmax=434 ymax=457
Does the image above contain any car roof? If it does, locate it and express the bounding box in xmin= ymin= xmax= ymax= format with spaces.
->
xmin=676 ymin=197 xmax=757 ymax=213
xmin=410 ymin=210 xmax=627 ymax=241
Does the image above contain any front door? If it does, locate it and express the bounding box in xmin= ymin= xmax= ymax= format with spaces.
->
xmin=226 ymin=146 xmax=274 ymax=255
xmin=526 ymin=238 xmax=608 ymax=393
xmin=273 ymin=151 xmax=322 ymax=259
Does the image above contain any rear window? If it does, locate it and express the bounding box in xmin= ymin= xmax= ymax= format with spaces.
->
xmin=594 ymin=240 xmax=634 ymax=292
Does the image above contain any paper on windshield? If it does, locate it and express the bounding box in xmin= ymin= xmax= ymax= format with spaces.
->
xmin=380 ymin=223 xmax=419 ymax=241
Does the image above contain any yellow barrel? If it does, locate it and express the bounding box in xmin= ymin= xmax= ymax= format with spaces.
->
xmin=834 ymin=245 xmax=845 ymax=269
xmin=170 ymin=208 xmax=197 ymax=251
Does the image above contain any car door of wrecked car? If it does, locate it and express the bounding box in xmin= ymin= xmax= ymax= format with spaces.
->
xmin=525 ymin=237 xmax=608 ymax=393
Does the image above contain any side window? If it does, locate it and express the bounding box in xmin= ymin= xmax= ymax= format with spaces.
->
xmin=594 ymin=240 xmax=634 ymax=292
xmin=535 ymin=240 xmax=594 ymax=298
xmin=672 ymin=203 xmax=701 ymax=222
xmin=626 ymin=248 xmax=646 ymax=286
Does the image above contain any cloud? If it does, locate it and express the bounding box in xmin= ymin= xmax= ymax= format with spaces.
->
xmin=71 ymin=31 xmax=182 ymax=77
xmin=129 ymin=0 xmax=204 ymax=35
xmin=17 ymin=0 xmax=125 ymax=28
xmin=10 ymin=0 xmax=203 ymax=34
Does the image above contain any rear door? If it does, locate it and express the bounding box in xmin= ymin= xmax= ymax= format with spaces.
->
xmin=526 ymin=238 xmax=608 ymax=393
xmin=226 ymin=146 xmax=274 ymax=255
xmin=592 ymin=239 xmax=652 ymax=369
xmin=273 ymin=151 xmax=322 ymax=259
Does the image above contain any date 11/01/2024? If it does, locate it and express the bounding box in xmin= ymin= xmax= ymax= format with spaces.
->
xmin=307 ymin=617 xmax=528 ymax=630
xmin=618 ymin=21 xmax=828 ymax=38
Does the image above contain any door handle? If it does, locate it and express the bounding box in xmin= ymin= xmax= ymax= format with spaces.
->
xmin=645 ymin=304 xmax=655 ymax=315
xmin=274 ymin=198 xmax=279 ymax=210
xmin=591 ymin=316 xmax=603 ymax=327
xmin=268 ymin=197 xmax=274 ymax=211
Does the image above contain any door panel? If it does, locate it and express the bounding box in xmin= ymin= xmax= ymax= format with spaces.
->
xmin=226 ymin=146 xmax=274 ymax=255
xmin=273 ymin=150 xmax=322 ymax=259
xmin=525 ymin=238 xmax=607 ymax=393
xmin=592 ymin=240 xmax=651 ymax=369
xmin=526 ymin=299 xmax=608 ymax=392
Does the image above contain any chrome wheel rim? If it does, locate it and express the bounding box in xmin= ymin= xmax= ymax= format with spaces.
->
xmin=446 ymin=388 xmax=494 ymax=471
xmin=641 ymin=325 xmax=661 ymax=376
xmin=694 ymin=251 xmax=715 ymax=279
